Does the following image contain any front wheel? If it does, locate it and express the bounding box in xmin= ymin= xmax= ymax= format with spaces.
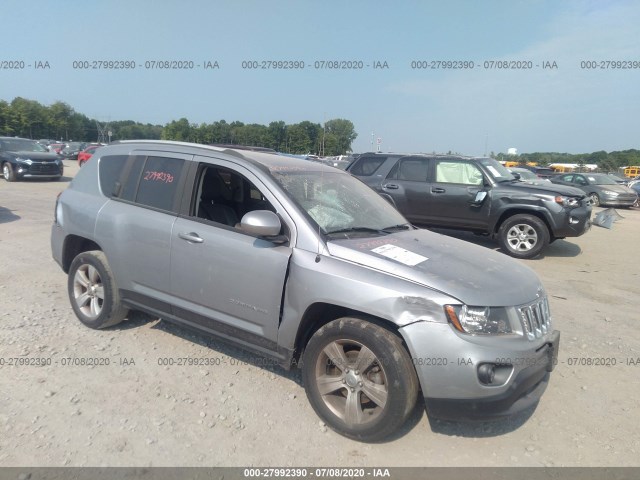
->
xmin=302 ymin=317 xmax=418 ymax=441
xmin=68 ymin=250 xmax=128 ymax=329
xmin=589 ymin=193 xmax=600 ymax=207
xmin=3 ymin=163 xmax=16 ymax=182
xmin=498 ymin=214 xmax=549 ymax=259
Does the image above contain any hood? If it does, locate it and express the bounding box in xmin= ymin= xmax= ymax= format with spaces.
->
xmin=509 ymin=180 xmax=585 ymax=197
xmin=597 ymin=184 xmax=636 ymax=194
xmin=11 ymin=150 xmax=60 ymax=162
xmin=327 ymin=229 xmax=543 ymax=307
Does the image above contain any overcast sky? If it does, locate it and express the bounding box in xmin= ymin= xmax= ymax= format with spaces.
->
xmin=2 ymin=0 xmax=638 ymax=155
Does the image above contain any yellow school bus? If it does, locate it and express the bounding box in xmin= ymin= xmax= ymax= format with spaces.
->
xmin=623 ymin=166 xmax=640 ymax=178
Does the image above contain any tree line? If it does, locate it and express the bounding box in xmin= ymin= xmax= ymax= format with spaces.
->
xmin=0 ymin=97 xmax=357 ymax=156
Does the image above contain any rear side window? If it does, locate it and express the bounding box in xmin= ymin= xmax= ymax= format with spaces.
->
xmin=98 ymin=155 xmax=128 ymax=197
xmin=398 ymin=158 xmax=429 ymax=181
xmin=135 ymin=156 xmax=185 ymax=211
xmin=349 ymin=156 xmax=387 ymax=176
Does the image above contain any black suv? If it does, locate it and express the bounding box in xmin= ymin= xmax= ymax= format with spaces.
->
xmin=347 ymin=153 xmax=592 ymax=258
xmin=1 ymin=137 xmax=64 ymax=181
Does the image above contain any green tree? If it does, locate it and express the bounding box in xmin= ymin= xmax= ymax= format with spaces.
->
xmin=324 ymin=118 xmax=357 ymax=155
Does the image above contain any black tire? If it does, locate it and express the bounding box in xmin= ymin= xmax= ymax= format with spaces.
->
xmin=589 ymin=193 xmax=600 ymax=207
xmin=498 ymin=214 xmax=549 ymax=259
xmin=3 ymin=163 xmax=16 ymax=182
xmin=68 ymin=250 xmax=128 ymax=329
xmin=302 ymin=317 xmax=418 ymax=441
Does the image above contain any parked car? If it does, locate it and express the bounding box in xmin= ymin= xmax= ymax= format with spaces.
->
xmin=550 ymin=172 xmax=638 ymax=208
xmin=48 ymin=143 xmax=67 ymax=155
xmin=518 ymin=166 xmax=556 ymax=179
xmin=61 ymin=142 xmax=87 ymax=160
xmin=629 ymin=181 xmax=640 ymax=207
xmin=77 ymin=145 xmax=101 ymax=166
xmin=347 ymin=153 xmax=592 ymax=259
xmin=0 ymin=136 xmax=64 ymax=181
xmin=51 ymin=141 xmax=560 ymax=441
xmin=606 ymin=172 xmax=630 ymax=185
xmin=509 ymin=167 xmax=551 ymax=186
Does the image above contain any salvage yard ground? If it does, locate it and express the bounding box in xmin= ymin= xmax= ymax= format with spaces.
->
xmin=0 ymin=159 xmax=639 ymax=467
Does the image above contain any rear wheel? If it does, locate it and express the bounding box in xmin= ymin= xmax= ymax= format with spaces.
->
xmin=68 ymin=250 xmax=128 ymax=329
xmin=3 ymin=163 xmax=16 ymax=182
xmin=302 ymin=317 xmax=418 ymax=441
xmin=498 ymin=214 xmax=549 ymax=259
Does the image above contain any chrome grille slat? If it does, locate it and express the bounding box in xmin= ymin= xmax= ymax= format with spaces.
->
xmin=518 ymin=297 xmax=551 ymax=341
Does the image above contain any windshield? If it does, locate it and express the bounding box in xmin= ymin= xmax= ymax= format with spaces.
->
xmin=1 ymin=139 xmax=49 ymax=153
xmin=587 ymin=174 xmax=617 ymax=185
xmin=271 ymin=169 xmax=409 ymax=236
xmin=479 ymin=157 xmax=514 ymax=181
xmin=512 ymin=169 xmax=537 ymax=180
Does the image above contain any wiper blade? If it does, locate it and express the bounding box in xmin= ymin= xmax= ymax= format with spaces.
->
xmin=325 ymin=227 xmax=390 ymax=237
xmin=326 ymin=224 xmax=413 ymax=237
xmin=380 ymin=223 xmax=413 ymax=232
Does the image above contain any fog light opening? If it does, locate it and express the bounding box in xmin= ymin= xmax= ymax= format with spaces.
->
xmin=478 ymin=363 xmax=496 ymax=385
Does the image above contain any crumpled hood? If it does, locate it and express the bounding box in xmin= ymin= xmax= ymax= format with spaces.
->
xmin=510 ymin=180 xmax=585 ymax=197
xmin=327 ymin=229 xmax=543 ymax=306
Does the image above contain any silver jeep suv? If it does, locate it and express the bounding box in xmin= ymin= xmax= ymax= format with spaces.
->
xmin=51 ymin=141 xmax=560 ymax=441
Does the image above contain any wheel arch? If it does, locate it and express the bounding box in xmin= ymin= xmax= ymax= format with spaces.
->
xmin=492 ymin=208 xmax=552 ymax=238
xmin=61 ymin=235 xmax=102 ymax=273
xmin=292 ymin=302 xmax=407 ymax=366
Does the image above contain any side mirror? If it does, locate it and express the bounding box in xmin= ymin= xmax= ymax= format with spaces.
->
xmin=471 ymin=191 xmax=487 ymax=206
xmin=512 ymin=172 xmax=521 ymax=180
xmin=240 ymin=210 xmax=282 ymax=237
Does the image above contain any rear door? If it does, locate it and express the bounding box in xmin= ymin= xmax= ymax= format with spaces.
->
xmin=380 ymin=156 xmax=432 ymax=223
xmin=95 ymin=152 xmax=191 ymax=312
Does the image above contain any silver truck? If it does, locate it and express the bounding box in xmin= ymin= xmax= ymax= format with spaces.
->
xmin=51 ymin=141 xmax=559 ymax=441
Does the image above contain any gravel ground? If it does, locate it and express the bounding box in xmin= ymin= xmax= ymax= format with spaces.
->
xmin=0 ymin=159 xmax=639 ymax=467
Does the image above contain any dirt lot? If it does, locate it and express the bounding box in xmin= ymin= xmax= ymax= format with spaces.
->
xmin=0 ymin=160 xmax=639 ymax=467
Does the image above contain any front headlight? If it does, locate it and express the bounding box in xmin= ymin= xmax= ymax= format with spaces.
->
xmin=444 ymin=305 xmax=512 ymax=335
xmin=601 ymin=190 xmax=619 ymax=197
xmin=554 ymin=195 xmax=580 ymax=207
xmin=17 ymin=157 xmax=33 ymax=165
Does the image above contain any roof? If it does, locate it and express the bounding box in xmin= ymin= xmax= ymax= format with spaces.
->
xmin=111 ymin=140 xmax=330 ymax=174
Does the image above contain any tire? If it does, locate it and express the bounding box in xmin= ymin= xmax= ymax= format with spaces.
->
xmin=3 ymin=163 xmax=16 ymax=182
xmin=302 ymin=317 xmax=418 ymax=441
xmin=589 ymin=193 xmax=600 ymax=207
xmin=68 ymin=250 xmax=128 ymax=329
xmin=498 ymin=214 xmax=549 ymax=259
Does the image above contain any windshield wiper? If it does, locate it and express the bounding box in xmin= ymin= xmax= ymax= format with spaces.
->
xmin=325 ymin=227 xmax=390 ymax=237
xmin=380 ymin=223 xmax=413 ymax=232
xmin=326 ymin=224 xmax=413 ymax=238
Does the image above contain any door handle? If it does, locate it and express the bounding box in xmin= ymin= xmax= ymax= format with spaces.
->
xmin=431 ymin=187 xmax=445 ymax=193
xmin=383 ymin=183 xmax=399 ymax=190
xmin=179 ymin=232 xmax=204 ymax=244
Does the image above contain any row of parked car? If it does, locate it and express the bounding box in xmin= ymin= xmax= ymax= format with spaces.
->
xmin=37 ymin=139 xmax=104 ymax=165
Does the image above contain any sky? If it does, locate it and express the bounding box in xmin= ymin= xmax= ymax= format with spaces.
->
xmin=1 ymin=0 xmax=638 ymax=155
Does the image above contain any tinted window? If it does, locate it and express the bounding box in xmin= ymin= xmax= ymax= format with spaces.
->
xmin=398 ymin=158 xmax=428 ymax=181
xmin=120 ymin=156 xmax=146 ymax=201
xmin=135 ymin=156 xmax=185 ymax=212
xmin=98 ymin=155 xmax=128 ymax=197
xmin=349 ymin=156 xmax=387 ymax=176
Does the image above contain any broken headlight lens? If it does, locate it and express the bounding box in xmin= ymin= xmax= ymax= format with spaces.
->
xmin=444 ymin=305 xmax=512 ymax=335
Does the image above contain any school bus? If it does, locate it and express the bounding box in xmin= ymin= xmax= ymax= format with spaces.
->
xmin=623 ymin=166 xmax=640 ymax=178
